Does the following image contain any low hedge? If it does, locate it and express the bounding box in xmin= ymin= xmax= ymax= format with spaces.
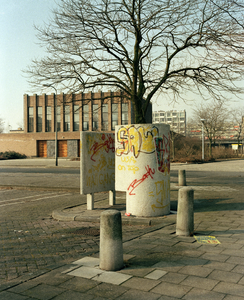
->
xmin=0 ymin=151 xmax=27 ymax=160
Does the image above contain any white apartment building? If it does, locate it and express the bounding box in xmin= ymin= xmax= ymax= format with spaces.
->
xmin=152 ymin=110 xmax=186 ymax=135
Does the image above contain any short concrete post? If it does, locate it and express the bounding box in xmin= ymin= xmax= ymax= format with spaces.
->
xmin=87 ymin=193 xmax=94 ymax=210
xmin=176 ymin=187 xmax=194 ymax=236
xmin=100 ymin=210 xmax=123 ymax=271
xmin=109 ymin=190 xmax=116 ymax=206
xmin=178 ymin=169 xmax=186 ymax=186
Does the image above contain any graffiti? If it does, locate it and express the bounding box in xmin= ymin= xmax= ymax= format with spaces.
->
xmin=127 ymin=165 xmax=155 ymax=196
xmin=121 ymin=156 xmax=136 ymax=164
xmin=89 ymin=134 xmax=115 ymax=162
xmin=116 ymin=125 xmax=159 ymax=158
xmin=154 ymin=133 xmax=170 ymax=174
xmin=88 ymin=155 xmax=114 ymax=173
xmin=150 ymin=179 xmax=170 ymax=211
xmin=118 ymin=164 xmax=139 ymax=174
xmin=86 ymin=172 xmax=115 ymax=187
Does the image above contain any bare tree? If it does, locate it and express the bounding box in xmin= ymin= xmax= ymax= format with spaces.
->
xmin=230 ymin=107 xmax=244 ymax=155
xmin=25 ymin=0 xmax=244 ymax=123
xmin=193 ymin=101 xmax=229 ymax=157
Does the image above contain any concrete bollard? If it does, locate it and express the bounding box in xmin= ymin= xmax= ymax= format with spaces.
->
xmin=178 ymin=169 xmax=186 ymax=186
xmin=176 ymin=187 xmax=194 ymax=236
xmin=100 ymin=210 xmax=124 ymax=271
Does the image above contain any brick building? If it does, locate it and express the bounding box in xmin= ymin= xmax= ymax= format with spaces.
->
xmin=0 ymin=91 xmax=136 ymax=158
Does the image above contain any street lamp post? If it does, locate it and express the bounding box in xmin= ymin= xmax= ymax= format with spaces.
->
xmin=201 ymin=119 xmax=206 ymax=161
xmin=43 ymin=84 xmax=58 ymax=166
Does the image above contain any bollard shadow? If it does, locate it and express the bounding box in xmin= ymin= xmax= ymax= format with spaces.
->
xmin=170 ymin=197 xmax=244 ymax=213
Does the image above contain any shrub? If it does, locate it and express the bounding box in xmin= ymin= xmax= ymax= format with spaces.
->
xmin=0 ymin=151 xmax=27 ymax=160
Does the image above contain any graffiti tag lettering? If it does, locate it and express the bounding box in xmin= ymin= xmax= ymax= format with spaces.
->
xmin=116 ymin=125 xmax=159 ymax=158
xmin=150 ymin=179 xmax=170 ymax=211
xmin=90 ymin=134 xmax=115 ymax=161
xmin=127 ymin=165 xmax=155 ymax=195
xmin=154 ymin=133 xmax=170 ymax=174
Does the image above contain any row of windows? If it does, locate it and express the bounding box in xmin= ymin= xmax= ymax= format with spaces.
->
xmin=153 ymin=112 xmax=185 ymax=118
xmin=28 ymin=103 xmax=128 ymax=132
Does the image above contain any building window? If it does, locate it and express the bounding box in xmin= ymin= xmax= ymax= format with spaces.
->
xmin=112 ymin=103 xmax=118 ymax=130
xmin=122 ymin=103 xmax=128 ymax=125
xmin=83 ymin=104 xmax=89 ymax=131
xmin=37 ymin=107 xmax=42 ymax=132
xmin=93 ymin=104 xmax=98 ymax=130
xmin=46 ymin=106 xmax=51 ymax=132
xmin=28 ymin=107 xmax=34 ymax=132
xmin=56 ymin=106 xmax=61 ymax=132
xmin=102 ymin=104 xmax=108 ymax=131
xmin=64 ymin=105 xmax=70 ymax=131
xmin=73 ymin=105 xmax=79 ymax=131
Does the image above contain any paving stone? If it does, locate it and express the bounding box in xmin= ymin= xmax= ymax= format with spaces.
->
xmin=160 ymin=272 xmax=187 ymax=284
xmin=67 ymin=266 xmax=104 ymax=279
xmin=180 ymin=275 xmax=219 ymax=290
xmin=213 ymin=281 xmax=244 ymax=297
xmin=7 ymin=281 xmax=40 ymax=294
xmin=145 ymin=270 xmax=168 ymax=280
xmin=232 ymin=265 xmax=244 ymax=275
xmin=152 ymin=261 xmax=184 ymax=272
xmin=157 ymin=296 xmax=179 ymax=300
xmin=226 ymin=256 xmax=244 ymax=265
xmin=121 ymin=277 xmax=161 ymax=291
xmin=150 ymin=282 xmax=191 ymax=298
xmin=200 ymin=253 xmax=230 ymax=262
xmin=117 ymin=289 xmax=161 ymax=300
xmin=202 ymin=261 xmax=236 ymax=272
xmin=237 ymin=276 xmax=244 ymax=285
xmin=119 ymin=266 xmax=155 ymax=277
xmin=208 ymin=269 xmax=243 ymax=283
xmin=0 ymin=291 xmax=30 ymax=300
xmin=58 ymin=277 xmax=100 ymax=292
xmin=223 ymin=295 xmax=244 ymax=300
xmin=175 ymin=256 xmax=209 ymax=266
xmin=92 ymin=271 xmax=132 ymax=285
xmin=31 ymin=270 xmax=71 ymax=285
xmin=221 ymin=249 xmax=244 ymax=257
xmin=71 ymin=257 xmax=100 ymax=267
xmin=178 ymin=265 xmax=213 ymax=277
xmin=182 ymin=287 xmax=225 ymax=300
xmin=22 ymin=283 xmax=65 ymax=300
xmin=51 ymin=290 xmax=94 ymax=300
xmin=86 ymin=282 xmax=128 ymax=299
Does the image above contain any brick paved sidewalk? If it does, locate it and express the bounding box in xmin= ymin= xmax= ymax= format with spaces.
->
xmin=1 ymin=204 xmax=244 ymax=299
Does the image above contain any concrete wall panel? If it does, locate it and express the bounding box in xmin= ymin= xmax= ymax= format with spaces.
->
xmin=80 ymin=132 xmax=115 ymax=194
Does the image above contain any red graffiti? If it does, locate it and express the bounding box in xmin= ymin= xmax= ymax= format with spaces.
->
xmin=90 ymin=134 xmax=115 ymax=161
xmin=127 ymin=165 xmax=155 ymax=196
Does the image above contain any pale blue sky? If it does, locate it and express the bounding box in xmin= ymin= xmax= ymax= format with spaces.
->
xmin=0 ymin=0 xmax=56 ymax=131
xmin=0 ymin=0 xmax=243 ymax=131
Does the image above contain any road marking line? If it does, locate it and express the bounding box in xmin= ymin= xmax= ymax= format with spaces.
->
xmin=0 ymin=192 xmax=59 ymax=203
xmin=0 ymin=193 xmax=71 ymax=207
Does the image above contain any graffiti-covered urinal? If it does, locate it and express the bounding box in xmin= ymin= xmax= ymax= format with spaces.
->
xmin=115 ymin=124 xmax=170 ymax=217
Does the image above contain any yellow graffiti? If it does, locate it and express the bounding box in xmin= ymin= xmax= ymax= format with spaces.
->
xmin=118 ymin=165 xmax=126 ymax=171
xmin=150 ymin=179 xmax=170 ymax=211
xmin=118 ymin=164 xmax=139 ymax=174
xmin=116 ymin=125 xmax=159 ymax=158
xmin=86 ymin=172 xmax=115 ymax=187
xmin=127 ymin=165 xmax=139 ymax=174
xmin=138 ymin=126 xmax=158 ymax=153
xmin=121 ymin=156 xmax=137 ymax=164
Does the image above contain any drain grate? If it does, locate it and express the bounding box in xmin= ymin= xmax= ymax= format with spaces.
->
xmin=70 ymin=227 xmax=100 ymax=236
